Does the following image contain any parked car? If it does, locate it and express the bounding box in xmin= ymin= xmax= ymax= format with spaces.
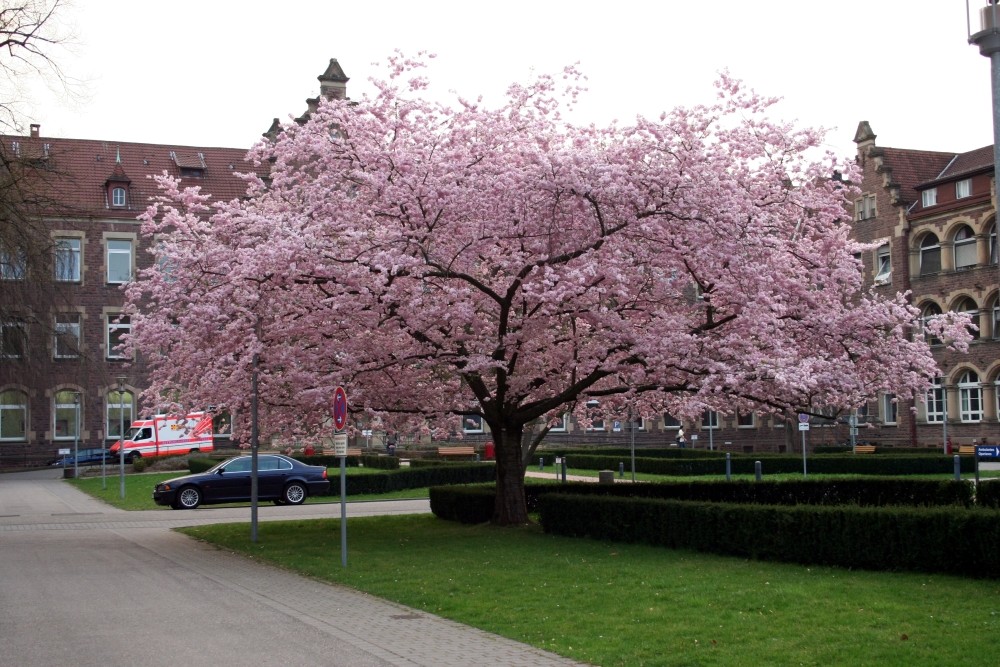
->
xmin=49 ymin=448 xmax=112 ymax=467
xmin=152 ymin=454 xmax=330 ymax=510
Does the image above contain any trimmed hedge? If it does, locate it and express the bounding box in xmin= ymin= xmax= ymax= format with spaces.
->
xmin=324 ymin=463 xmax=495 ymax=496
xmin=538 ymin=493 xmax=1000 ymax=578
xmin=429 ymin=484 xmax=496 ymax=524
xmin=558 ymin=453 xmax=974 ymax=476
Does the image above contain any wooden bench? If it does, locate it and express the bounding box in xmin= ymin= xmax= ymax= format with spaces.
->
xmin=854 ymin=445 xmax=876 ymax=454
xmin=438 ymin=446 xmax=476 ymax=459
xmin=958 ymin=445 xmax=976 ymax=455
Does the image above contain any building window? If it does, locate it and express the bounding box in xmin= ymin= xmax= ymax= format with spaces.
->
xmin=993 ymin=297 xmax=1000 ymax=340
xmin=925 ymin=377 xmax=944 ymax=424
xmin=955 ymin=297 xmax=981 ymax=340
xmin=874 ymin=244 xmax=891 ymax=283
xmin=662 ymin=412 xmax=680 ymax=430
xmin=548 ymin=414 xmax=569 ymax=432
xmin=54 ymin=313 xmax=81 ymax=359
xmin=0 ymin=248 xmax=25 ymax=280
xmin=0 ymin=319 xmax=26 ymax=358
xmin=737 ymin=411 xmax=755 ymax=428
xmin=919 ymin=234 xmax=941 ymax=275
xmin=462 ymin=414 xmax=483 ymax=434
xmin=991 ymin=222 xmax=998 ymax=265
xmin=106 ymin=239 xmax=132 ymax=283
xmin=106 ymin=315 xmax=130 ymax=359
xmin=702 ymin=410 xmax=719 ymax=429
xmin=921 ymin=188 xmax=937 ymax=208
xmin=921 ymin=303 xmax=943 ymax=345
xmin=956 ymin=178 xmax=972 ymax=199
xmin=959 ymin=371 xmax=983 ymax=423
xmin=111 ymin=187 xmax=126 ymax=207
xmin=0 ymin=389 xmax=27 ymax=440
xmin=586 ymin=400 xmax=605 ymax=431
xmin=954 ymin=226 xmax=977 ymax=270
xmin=854 ymin=194 xmax=877 ymax=221
xmin=106 ymin=389 xmax=133 ymax=440
xmin=53 ymin=390 xmax=81 ymax=440
xmin=54 ymin=237 xmax=81 ymax=281
xmin=881 ymin=394 xmax=898 ymax=425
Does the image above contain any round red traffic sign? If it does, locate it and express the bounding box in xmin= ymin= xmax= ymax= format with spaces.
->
xmin=331 ymin=386 xmax=348 ymax=431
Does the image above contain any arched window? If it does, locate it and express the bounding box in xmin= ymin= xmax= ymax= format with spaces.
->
xmin=954 ymin=297 xmax=981 ymax=340
xmin=992 ymin=295 xmax=1000 ymax=340
xmin=925 ymin=377 xmax=944 ymax=423
xmin=958 ymin=371 xmax=983 ymax=423
xmin=954 ymin=225 xmax=977 ymax=270
xmin=921 ymin=302 xmax=942 ymax=345
xmin=111 ymin=186 xmax=126 ymax=207
xmin=106 ymin=389 xmax=133 ymax=440
xmin=991 ymin=221 xmax=997 ymax=265
xmin=53 ymin=390 xmax=82 ymax=440
xmin=0 ymin=389 xmax=27 ymax=440
xmin=920 ymin=234 xmax=941 ymax=275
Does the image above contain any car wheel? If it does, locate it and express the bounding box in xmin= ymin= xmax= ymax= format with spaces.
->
xmin=175 ymin=486 xmax=202 ymax=510
xmin=282 ymin=482 xmax=307 ymax=505
xmin=129 ymin=451 xmax=142 ymax=464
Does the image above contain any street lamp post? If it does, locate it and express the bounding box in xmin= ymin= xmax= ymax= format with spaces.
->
xmin=117 ymin=376 xmax=127 ymax=499
xmin=73 ymin=393 xmax=80 ymax=479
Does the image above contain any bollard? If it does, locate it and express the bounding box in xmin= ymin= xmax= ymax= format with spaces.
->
xmin=560 ymin=456 xmax=567 ymax=483
xmin=539 ymin=457 xmax=544 ymax=471
xmin=725 ymin=453 xmax=731 ymax=481
xmin=954 ymin=454 xmax=962 ymax=481
xmin=754 ymin=460 xmax=762 ymax=482
xmin=619 ymin=462 xmax=624 ymax=478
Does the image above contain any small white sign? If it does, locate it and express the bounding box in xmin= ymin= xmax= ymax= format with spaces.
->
xmin=58 ymin=448 xmax=70 ymax=455
xmin=361 ymin=429 xmax=372 ymax=437
xmin=333 ymin=433 xmax=348 ymax=456
xmin=798 ymin=422 xmax=810 ymax=431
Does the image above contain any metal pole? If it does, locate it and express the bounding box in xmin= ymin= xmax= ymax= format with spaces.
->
xmin=250 ymin=353 xmax=259 ymax=543
xmin=340 ymin=455 xmax=347 ymax=568
xmin=801 ymin=428 xmax=808 ymax=477
xmin=117 ymin=377 xmax=126 ymax=499
xmin=943 ymin=385 xmax=949 ymax=455
xmin=73 ymin=394 xmax=79 ymax=479
xmin=629 ymin=409 xmax=636 ymax=482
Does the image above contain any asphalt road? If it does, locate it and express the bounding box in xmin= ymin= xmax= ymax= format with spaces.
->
xmin=0 ymin=468 xmax=584 ymax=667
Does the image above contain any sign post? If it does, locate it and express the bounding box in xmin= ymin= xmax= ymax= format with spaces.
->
xmin=798 ymin=413 xmax=810 ymax=477
xmin=330 ymin=386 xmax=348 ymax=567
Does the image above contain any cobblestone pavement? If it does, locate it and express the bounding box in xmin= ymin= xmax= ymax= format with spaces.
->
xmin=0 ymin=468 xmax=588 ymax=667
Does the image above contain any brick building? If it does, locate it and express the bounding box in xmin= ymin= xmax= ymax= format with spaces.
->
xmin=0 ymin=59 xmax=350 ymax=466
xmin=849 ymin=121 xmax=998 ymax=450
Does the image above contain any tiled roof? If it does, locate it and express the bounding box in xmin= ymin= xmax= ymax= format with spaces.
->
xmin=935 ymin=145 xmax=994 ymax=182
xmin=0 ymin=134 xmax=260 ymax=220
xmin=878 ymin=147 xmax=956 ymax=205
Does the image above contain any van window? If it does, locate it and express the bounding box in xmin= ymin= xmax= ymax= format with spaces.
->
xmin=135 ymin=428 xmax=152 ymax=441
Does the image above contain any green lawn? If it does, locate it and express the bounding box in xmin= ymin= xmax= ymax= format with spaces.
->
xmin=179 ymin=514 xmax=1000 ymax=667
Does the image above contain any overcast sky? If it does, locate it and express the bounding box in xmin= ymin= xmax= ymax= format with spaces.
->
xmin=22 ymin=0 xmax=999 ymax=161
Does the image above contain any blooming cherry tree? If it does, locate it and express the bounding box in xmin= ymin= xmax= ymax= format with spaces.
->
xmin=126 ymin=55 xmax=968 ymax=525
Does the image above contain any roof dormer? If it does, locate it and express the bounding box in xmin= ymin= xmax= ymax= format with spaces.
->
xmin=105 ymin=148 xmax=132 ymax=209
xmin=170 ymin=150 xmax=206 ymax=179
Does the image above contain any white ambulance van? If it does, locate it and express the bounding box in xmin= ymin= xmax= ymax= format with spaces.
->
xmin=109 ymin=412 xmax=214 ymax=462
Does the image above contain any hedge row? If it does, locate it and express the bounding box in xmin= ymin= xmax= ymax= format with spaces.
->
xmin=323 ymin=463 xmax=495 ymax=496
xmin=557 ymin=453 xmax=974 ymax=476
xmin=538 ymin=493 xmax=1000 ymax=578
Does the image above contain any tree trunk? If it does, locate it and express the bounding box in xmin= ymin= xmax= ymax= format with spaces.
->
xmin=492 ymin=424 xmax=529 ymax=525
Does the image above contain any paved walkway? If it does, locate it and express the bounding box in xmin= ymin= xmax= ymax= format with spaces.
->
xmin=0 ymin=468 xmax=587 ymax=667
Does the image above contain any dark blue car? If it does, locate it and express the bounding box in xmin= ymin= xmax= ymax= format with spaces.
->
xmin=152 ymin=454 xmax=330 ymax=509
xmin=49 ymin=448 xmax=112 ymax=467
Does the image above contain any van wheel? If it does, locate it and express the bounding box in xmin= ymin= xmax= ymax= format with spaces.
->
xmin=175 ymin=486 xmax=202 ymax=509
xmin=128 ymin=451 xmax=142 ymax=464
xmin=189 ymin=448 xmax=199 ymax=454
xmin=282 ymin=482 xmax=307 ymax=505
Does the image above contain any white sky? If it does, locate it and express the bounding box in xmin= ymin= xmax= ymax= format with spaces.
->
xmin=22 ymin=0 xmax=1000 ymax=161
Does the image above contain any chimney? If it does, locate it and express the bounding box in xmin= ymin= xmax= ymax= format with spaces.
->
xmin=29 ymin=124 xmax=39 ymax=138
